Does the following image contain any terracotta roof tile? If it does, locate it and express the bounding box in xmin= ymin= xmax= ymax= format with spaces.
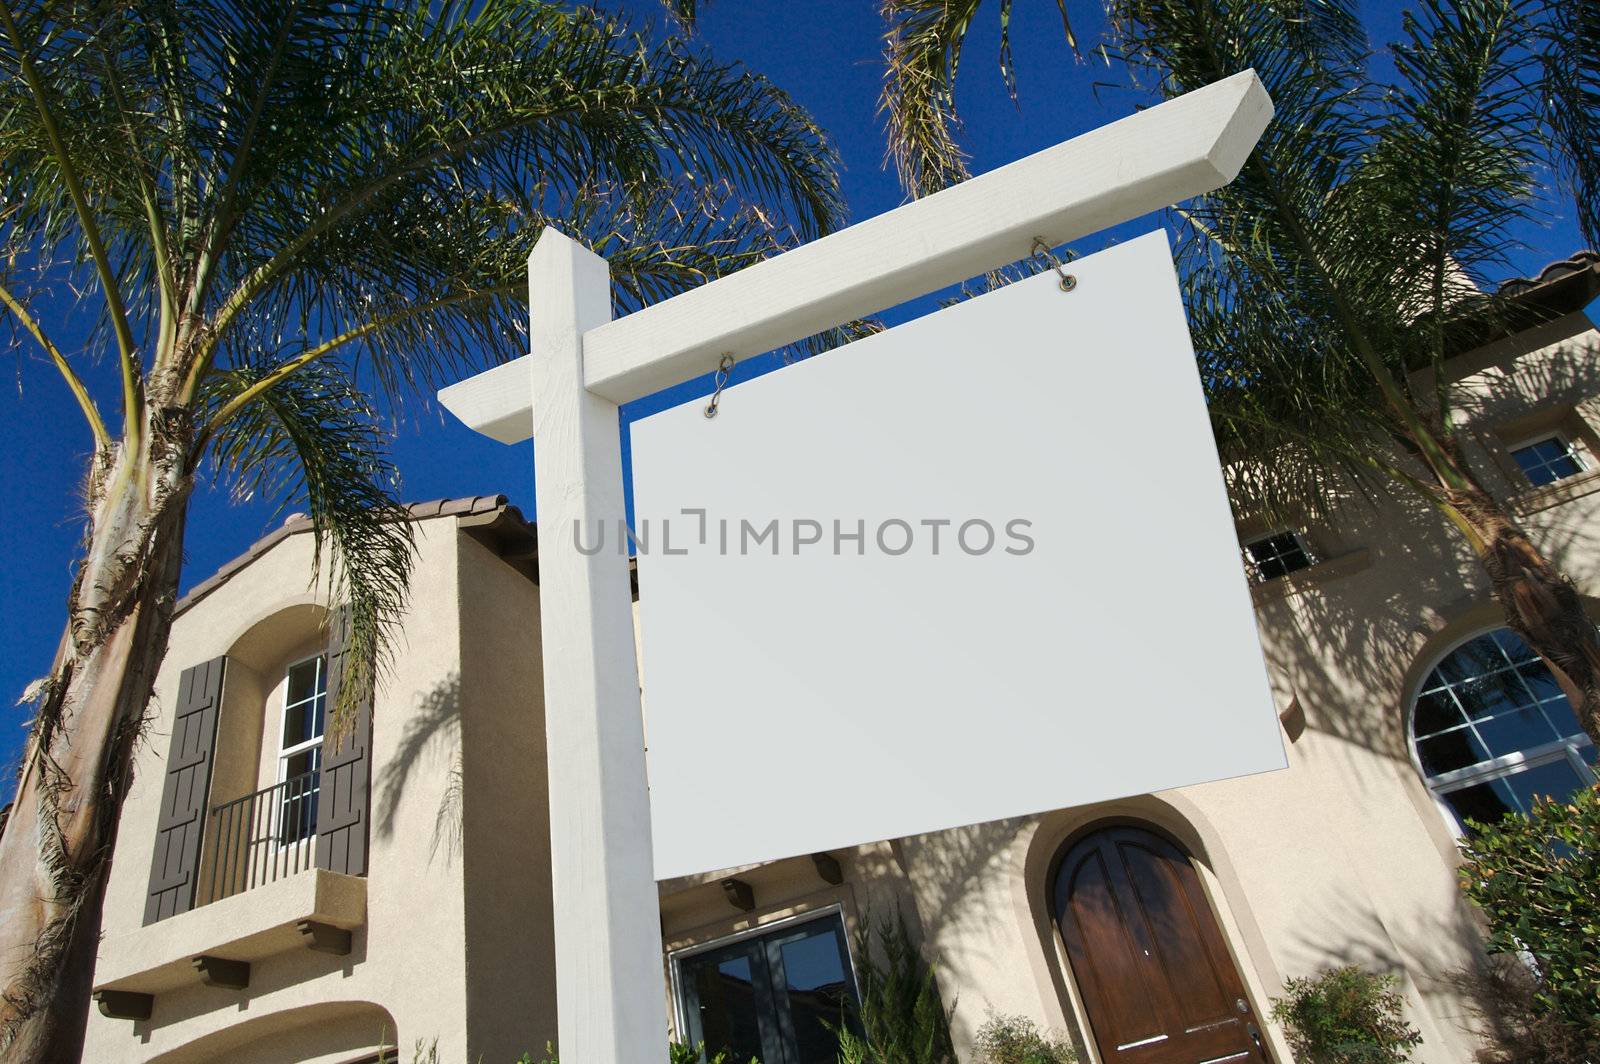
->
xmin=1495 ymin=251 xmax=1600 ymax=298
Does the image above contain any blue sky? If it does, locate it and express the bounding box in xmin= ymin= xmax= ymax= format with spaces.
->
xmin=0 ymin=1 xmax=1590 ymax=804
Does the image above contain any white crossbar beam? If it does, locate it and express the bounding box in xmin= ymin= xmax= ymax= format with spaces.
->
xmin=438 ymin=70 xmax=1270 ymax=437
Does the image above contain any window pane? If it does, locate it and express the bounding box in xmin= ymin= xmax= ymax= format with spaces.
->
xmin=776 ymin=925 xmax=857 ymax=1064
xmin=1476 ymin=708 xmax=1558 ymax=759
xmin=1412 ymin=630 xmax=1589 ymax=786
xmin=1540 ymin=697 xmax=1584 ymax=738
xmin=1418 ymin=728 xmax=1488 ymax=775
xmin=1413 ymin=691 xmax=1464 ymax=736
xmin=678 ymin=916 xmax=858 ymax=1064
xmin=1492 ymin=629 xmax=1538 ymax=664
xmin=1502 ymin=760 xmax=1587 ymax=813
xmin=1255 ymin=556 xmax=1288 ymax=581
xmin=685 ymin=950 xmax=768 ymax=1064
xmin=283 ymin=658 xmax=328 ymax=748
xmin=279 ymin=749 xmax=321 ymax=843
xmin=287 ymin=658 xmax=321 ymax=705
xmin=1436 ymin=635 xmax=1505 ymax=684
xmin=1442 ymin=778 xmax=1518 ymax=830
xmin=1512 ymin=437 xmax=1583 ymax=487
xmin=282 ymin=697 xmax=323 ymax=748
xmin=1516 ymin=663 xmax=1563 ymax=705
xmin=1454 ymin=671 xmax=1525 ymax=719
xmin=1244 ymin=532 xmax=1312 ymax=581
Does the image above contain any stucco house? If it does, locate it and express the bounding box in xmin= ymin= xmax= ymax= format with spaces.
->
xmin=79 ymin=254 xmax=1599 ymax=1064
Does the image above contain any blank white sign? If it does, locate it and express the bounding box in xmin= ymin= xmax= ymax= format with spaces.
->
xmin=631 ymin=230 xmax=1285 ymax=880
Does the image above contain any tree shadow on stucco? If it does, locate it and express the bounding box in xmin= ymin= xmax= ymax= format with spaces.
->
xmin=1247 ymin=325 xmax=1600 ymax=774
xmin=1279 ymin=882 xmax=1538 ymax=1059
xmin=374 ymin=672 xmax=462 ymax=865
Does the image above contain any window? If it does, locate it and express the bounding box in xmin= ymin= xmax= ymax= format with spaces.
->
xmin=1242 ymin=530 xmax=1315 ymax=582
xmin=278 ymin=655 xmax=327 ymax=843
xmin=674 ymin=912 xmax=860 ymax=1064
xmin=1410 ymin=628 xmax=1596 ymax=833
xmin=1509 ymin=434 xmax=1586 ymax=487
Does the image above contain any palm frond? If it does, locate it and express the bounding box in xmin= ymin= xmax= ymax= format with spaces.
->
xmin=202 ymin=359 xmax=413 ymax=729
xmin=1109 ymin=0 xmax=1549 ymax=517
xmin=663 ymin=0 xmax=700 ymax=31
xmin=879 ymin=0 xmax=1077 ymax=200
xmin=1361 ymin=0 xmax=1543 ymax=424
xmin=1539 ymin=0 xmax=1600 ymax=249
xmin=195 ymin=0 xmax=843 ymax=375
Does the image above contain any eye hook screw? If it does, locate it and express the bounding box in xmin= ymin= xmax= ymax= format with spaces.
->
xmin=1031 ymin=236 xmax=1078 ymax=292
xmin=704 ymin=354 xmax=736 ymax=419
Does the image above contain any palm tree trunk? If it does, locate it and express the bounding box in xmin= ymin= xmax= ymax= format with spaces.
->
xmin=1442 ymin=480 xmax=1600 ymax=746
xmin=0 ymin=436 xmax=190 ymax=1062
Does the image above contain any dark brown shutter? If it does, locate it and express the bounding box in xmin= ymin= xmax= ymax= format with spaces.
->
xmin=144 ymin=656 xmax=227 ymax=925
xmin=315 ymin=607 xmax=372 ymax=876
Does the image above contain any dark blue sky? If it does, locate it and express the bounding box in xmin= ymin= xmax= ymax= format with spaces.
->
xmin=0 ymin=1 xmax=1589 ymax=802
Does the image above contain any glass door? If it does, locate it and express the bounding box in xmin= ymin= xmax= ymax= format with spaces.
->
xmin=676 ymin=912 xmax=859 ymax=1064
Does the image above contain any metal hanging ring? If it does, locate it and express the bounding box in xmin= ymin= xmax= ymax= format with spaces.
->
xmin=704 ymin=354 xmax=735 ymax=419
xmin=1031 ymin=236 xmax=1077 ymax=292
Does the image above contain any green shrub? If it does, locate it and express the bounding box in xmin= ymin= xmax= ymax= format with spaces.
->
xmin=669 ymin=1043 xmax=753 ymax=1064
xmin=834 ymin=911 xmax=956 ymax=1064
xmin=514 ymin=1040 xmax=752 ymax=1063
xmin=1268 ymin=966 xmax=1422 ymax=1063
xmin=972 ymin=1012 xmax=1078 ymax=1063
xmin=1447 ymin=957 xmax=1600 ymax=1064
xmin=1458 ymin=785 xmax=1600 ymax=1043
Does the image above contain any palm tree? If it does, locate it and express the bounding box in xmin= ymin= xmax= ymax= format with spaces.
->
xmin=1109 ymin=0 xmax=1600 ymax=744
xmin=0 ymin=0 xmax=843 ymax=1056
xmin=869 ymin=0 xmax=1600 ymax=748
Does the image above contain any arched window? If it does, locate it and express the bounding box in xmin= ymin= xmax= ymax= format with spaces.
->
xmin=1411 ymin=627 xmax=1597 ymax=830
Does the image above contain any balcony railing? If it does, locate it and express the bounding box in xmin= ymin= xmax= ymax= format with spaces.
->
xmin=200 ymin=771 xmax=319 ymax=904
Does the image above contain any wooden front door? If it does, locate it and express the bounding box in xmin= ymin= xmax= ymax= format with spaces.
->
xmin=1052 ymin=825 xmax=1271 ymax=1064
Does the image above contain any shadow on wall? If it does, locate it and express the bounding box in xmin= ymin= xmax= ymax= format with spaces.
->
xmin=1257 ymin=332 xmax=1600 ymax=771
xmin=145 ymin=998 xmax=396 ymax=1063
xmin=136 ymin=934 xmax=371 ymax=1038
xmin=375 ymin=672 xmax=463 ymax=865
xmin=1282 ymin=884 xmax=1506 ymax=1053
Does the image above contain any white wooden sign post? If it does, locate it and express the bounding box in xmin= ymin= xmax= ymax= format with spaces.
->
xmin=440 ymin=70 xmax=1272 ymax=1064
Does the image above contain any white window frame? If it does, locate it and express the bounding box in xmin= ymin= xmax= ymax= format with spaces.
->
xmin=667 ymin=903 xmax=861 ymax=1050
xmin=1507 ymin=431 xmax=1588 ymax=489
xmin=1241 ymin=528 xmax=1317 ymax=583
xmin=277 ymin=653 xmax=328 ymax=781
xmin=1406 ymin=626 xmax=1597 ymax=838
xmin=275 ymin=653 xmax=328 ymax=847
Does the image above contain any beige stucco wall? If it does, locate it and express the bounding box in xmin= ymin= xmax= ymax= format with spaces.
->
xmin=84 ymin=515 xmax=554 ymax=1063
xmin=455 ymin=535 xmax=558 ymax=1061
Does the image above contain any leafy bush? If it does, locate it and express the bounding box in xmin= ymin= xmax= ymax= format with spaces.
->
xmin=514 ymin=1041 xmax=753 ymax=1063
xmin=1458 ymin=785 xmax=1600 ymax=1044
xmin=1268 ymin=966 xmax=1422 ymax=1063
xmin=834 ymin=911 xmax=956 ymax=1064
xmin=1447 ymin=957 xmax=1600 ymax=1064
xmin=669 ymin=1043 xmax=753 ymax=1064
xmin=972 ymin=1012 xmax=1078 ymax=1063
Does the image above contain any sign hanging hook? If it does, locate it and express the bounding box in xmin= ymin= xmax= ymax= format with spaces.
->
xmin=704 ymin=354 xmax=736 ymax=419
xmin=1031 ymin=237 xmax=1078 ymax=292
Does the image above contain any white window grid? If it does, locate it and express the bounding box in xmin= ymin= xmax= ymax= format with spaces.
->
xmin=1508 ymin=433 xmax=1587 ymax=488
xmin=1409 ymin=628 xmax=1596 ymax=832
xmin=277 ymin=654 xmax=327 ymax=844
xmin=1241 ymin=529 xmax=1317 ymax=583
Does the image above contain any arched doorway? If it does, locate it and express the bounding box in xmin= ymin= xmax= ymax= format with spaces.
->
xmin=1052 ymin=824 xmax=1270 ymax=1063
